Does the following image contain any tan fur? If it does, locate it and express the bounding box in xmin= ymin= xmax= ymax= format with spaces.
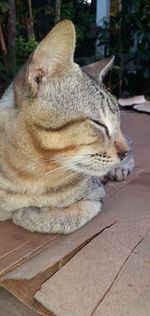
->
xmin=0 ymin=20 xmax=129 ymax=233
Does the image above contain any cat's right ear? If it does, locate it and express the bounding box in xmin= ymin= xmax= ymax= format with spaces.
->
xmin=99 ymin=56 xmax=114 ymax=81
xmin=26 ymin=20 xmax=76 ymax=97
xmin=82 ymin=56 xmax=114 ymax=82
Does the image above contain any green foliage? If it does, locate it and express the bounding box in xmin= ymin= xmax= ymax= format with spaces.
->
xmin=61 ymin=1 xmax=75 ymax=20
xmin=61 ymin=0 xmax=95 ymax=51
xmin=16 ymin=36 xmax=38 ymax=68
xmin=0 ymin=37 xmax=38 ymax=84
xmin=1 ymin=0 xmax=149 ymax=96
xmin=98 ymin=0 xmax=150 ymax=95
xmin=0 ymin=1 xmax=9 ymax=22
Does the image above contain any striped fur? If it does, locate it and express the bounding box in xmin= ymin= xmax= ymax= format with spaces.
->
xmin=0 ymin=20 xmax=133 ymax=234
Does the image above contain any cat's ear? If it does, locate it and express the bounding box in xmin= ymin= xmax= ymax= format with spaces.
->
xmin=26 ymin=20 xmax=76 ymax=96
xmin=82 ymin=56 xmax=114 ymax=82
xmin=99 ymin=56 xmax=114 ymax=81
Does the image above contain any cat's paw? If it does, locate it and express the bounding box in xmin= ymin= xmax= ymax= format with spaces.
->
xmin=13 ymin=200 xmax=102 ymax=234
xmin=106 ymin=137 xmax=135 ymax=182
xmin=0 ymin=190 xmax=14 ymax=220
xmin=83 ymin=176 xmax=106 ymax=201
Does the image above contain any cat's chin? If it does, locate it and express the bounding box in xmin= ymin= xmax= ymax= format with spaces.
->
xmin=72 ymin=163 xmax=120 ymax=177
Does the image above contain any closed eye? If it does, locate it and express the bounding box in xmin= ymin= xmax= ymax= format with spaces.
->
xmin=91 ymin=119 xmax=110 ymax=137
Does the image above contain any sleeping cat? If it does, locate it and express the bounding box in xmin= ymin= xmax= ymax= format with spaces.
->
xmin=0 ymin=20 xmax=134 ymax=234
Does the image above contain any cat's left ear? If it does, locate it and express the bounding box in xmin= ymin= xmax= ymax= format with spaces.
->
xmin=82 ymin=56 xmax=114 ymax=82
xmin=26 ymin=20 xmax=76 ymax=96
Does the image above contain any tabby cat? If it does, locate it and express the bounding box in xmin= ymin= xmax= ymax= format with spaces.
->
xmin=0 ymin=20 xmax=134 ymax=234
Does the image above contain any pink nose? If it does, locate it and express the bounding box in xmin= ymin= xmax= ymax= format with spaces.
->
xmin=115 ymin=136 xmax=129 ymax=161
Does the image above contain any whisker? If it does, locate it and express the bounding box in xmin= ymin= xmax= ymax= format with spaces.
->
xmin=42 ymin=165 xmax=78 ymax=178
xmin=39 ymin=154 xmax=91 ymax=162
xmin=17 ymin=154 xmax=92 ymax=175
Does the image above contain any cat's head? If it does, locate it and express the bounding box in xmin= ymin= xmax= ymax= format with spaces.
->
xmin=14 ymin=20 xmax=128 ymax=177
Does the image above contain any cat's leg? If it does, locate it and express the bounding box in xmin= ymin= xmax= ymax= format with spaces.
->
xmin=12 ymin=201 xmax=101 ymax=234
xmin=13 ymin=177 xmax=105 ymax=234
xmin=0 ymin=207 xmax=13 ymax=220
xmin=106 ymin=137 xmax=135 ymax=182
xmin=0 ymin=189 xmax=35 ymax=221
xmin=0 ymin=190 xmax=15 ymax=220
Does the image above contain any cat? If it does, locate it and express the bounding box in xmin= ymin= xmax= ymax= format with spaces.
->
xmin=0 ymin=20 xmax=134 ymax=234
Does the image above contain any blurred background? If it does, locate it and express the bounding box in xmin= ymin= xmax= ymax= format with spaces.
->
xmin=0 ymin=0 xmax=150 ymax=97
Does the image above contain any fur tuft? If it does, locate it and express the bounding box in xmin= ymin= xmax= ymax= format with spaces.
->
xmin=0 ymin=21 xmax=134 ymax=234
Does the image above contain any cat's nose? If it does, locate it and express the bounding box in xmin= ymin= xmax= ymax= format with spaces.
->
xmin=114 ymin=134 xmax=129 ymax=161
xmin=117 ymin=150 xmax=128 ymax=161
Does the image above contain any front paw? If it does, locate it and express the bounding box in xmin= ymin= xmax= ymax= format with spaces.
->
xmin=0 ymin=191 xmax=14 ymax=220
xmin=107 ymin=151 xmax=135 ymax=182
xmin=13 ymin=201 xmax=102 ymax=234
xmin=83 ymin=177 xmax=106 ymax=201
